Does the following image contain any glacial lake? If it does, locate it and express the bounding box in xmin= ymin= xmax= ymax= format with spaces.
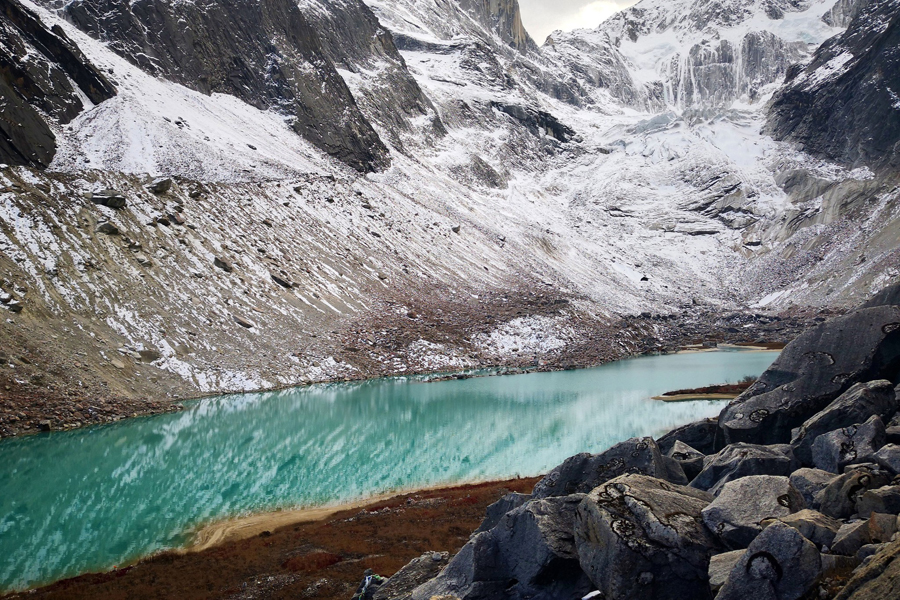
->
xmin=0 ymin=349 xmax=777 ymax=591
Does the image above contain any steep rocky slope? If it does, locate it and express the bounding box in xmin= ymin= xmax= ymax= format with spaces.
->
xmin=767 ymin=0 xmax=900 ymax=170
xmin=60 ymin=0 xmax=390 ymax=172
xmin=0 ymin=0 xmax=114 ymax=167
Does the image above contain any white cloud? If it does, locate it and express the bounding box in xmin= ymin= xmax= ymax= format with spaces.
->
xmin=518 ymin=0 xmax=639 ymax=44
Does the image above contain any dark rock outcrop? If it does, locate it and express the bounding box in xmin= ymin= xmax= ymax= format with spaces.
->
xmin=0 ymin=0 xmax=115 ymax=166
xmin=766 ymin=0 xmax=900 ymax=170
xmin=490 ymin=102 xmax=574 ymax=143
xmin=296 ymin=0 xmax=444 ymax=151
xmin=718 ymin=306 xmax=900 ymax=446
xmin=61 ymin=0 xmax=389 ymax=172
xmin=574 ymin=475 xmax=719 ymax=600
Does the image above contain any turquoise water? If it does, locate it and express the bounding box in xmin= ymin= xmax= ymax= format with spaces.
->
xmin=0 ymin=350 xmax=777 ymax=591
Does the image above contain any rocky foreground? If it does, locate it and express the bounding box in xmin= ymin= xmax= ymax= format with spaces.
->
xmin=359 ymin=283 xmax=900 ymax=600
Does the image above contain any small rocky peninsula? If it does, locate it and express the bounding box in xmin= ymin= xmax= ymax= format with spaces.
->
xmin=358 ymin=282 xmax=900 ymax=600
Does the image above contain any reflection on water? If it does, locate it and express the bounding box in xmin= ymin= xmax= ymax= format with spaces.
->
xmin=0 ymin=350 xmax=777 ymax=590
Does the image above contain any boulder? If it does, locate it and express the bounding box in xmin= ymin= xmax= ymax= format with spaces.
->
xmin=812 ymin=415 xmax=887 ymax=473
xmin=213 ymin=257 xmax=234 ymax=273
xmin=833 ymin=538 xmax=900 ymax=600
xmin=762 ymin=509 xmax=842 ymax=549
xmin=790 ymin=468 xmax=838 ymax=508
xmin=690 ymin=443 xmax=798 ymax=496
xmin=715 ymin=522 xmax=821 ymax=600
xmin=857 ymin=543 xmax=887 ymax=563
xmin=718 ymin=306 xmax=900 ymax=446
xmin=709 ymin=550 xmax=746 ymax=594
xmin=532 ymin=437 xmax=674 ymax=499
xmin=791 ymin=381 xmax=897 ymax=466
xmin=816 ymin=468 xmax=893 ymax=519
xmin=866 ymin=512 xmax=898 ymax=543
xmin=701 ymin=476 xmax=806 ymax=549
xmin=271 ymin=273 xmax=294 ymax=289
xmin=148 ymin=177 xmax=173 ymax=194
xmin=856 ymin=485 xmax=900 ymax=518
xmin=574 ymin=475 xmax=719 ymax=600
xmin=91 ymin=189 xmax=127 ymax=208
xmin=873 ymin=444 xmax=900 ymax=474
xmin=666 ymin=440 xmax=706 ymax=481
xmin=657 ymin=418 xmax=718 ymax=455
xmin=833 ymin=521 xmax=872 ymax=556
xmin=232 ymin=315 xmax=254 ymax=329
xmin=474 ymin=492 xmax=531 ymax=534
xmin=412 ymin=495 xmax=592 ymax=600
xmin=96 ymin=221 xmax=119 ymax=235
xmin=373 ymin=552 xmax=448 ymax=600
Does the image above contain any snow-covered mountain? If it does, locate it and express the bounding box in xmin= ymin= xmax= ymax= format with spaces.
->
xmin=0 ymin=0 xmax=898 ymax=409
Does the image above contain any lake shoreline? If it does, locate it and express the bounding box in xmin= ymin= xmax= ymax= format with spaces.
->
xmin=0 ymin=345 xmax=784 ymax=440
xmin=4 ymin=477 xmax=542 ymax=599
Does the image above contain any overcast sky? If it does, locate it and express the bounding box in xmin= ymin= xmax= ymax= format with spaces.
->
xmin=518 ymin=0 xmax=639 ymax=43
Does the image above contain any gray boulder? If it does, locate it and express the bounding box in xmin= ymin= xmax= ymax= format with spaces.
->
xmin=91 ymin=189 xmax=127 ymax=208
xmin=148 ymin=177 xmax=173 ymax=194
xmin=833 ymin=520 xmax=872 ymax=556
xmin=791 ymin=381 xmax=897 ymax=466
xmin=575 ymin=474 xmax=719 ymax=600
xmin=667 ymin=440 xmax=706 ymax=481
xmin=715 ymin=522 xmax=821 ymax=600
xmin=718 ymin=306 xmax=900 ymax=446
xmin=812 ymin=415 xmax=887 ymax=473
xmin=701 ymin=475 xmax=806 ymax=549
xmin=816 ymin=468 xmax=893 ymax=519
xmin=873 ymin=444 xmax=900 ymax=474
xmin=690 ymin=443 xmax=798 ymax=496
xmin=763 ymin=509 xmax=842 ymax=549
xmin=857 ymin=485 xmax=900 ymax=518
xmin=532 ymin=437 xmax=675 ymax=499
xmin=412 ymin=495 xmax=592 ymax=600
xmin=657 ymin=418 xmax=719 ymax=455
xmin=790 ymin=468 xmax=839 ymax=508
xmin=474 ymin=492 xmax=531 ymax=534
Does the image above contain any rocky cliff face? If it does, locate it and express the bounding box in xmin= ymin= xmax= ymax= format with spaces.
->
xmin=0 ymin=0 xmax=114 ymax=167
xmin=583 ymin=0 xmax=842 ymax=109
xmin=459 ymin=0 xmax=536 ymax=52
xmin=59 ymin=0 xmax=389 ymax=172
xmin=766 ymin=0 xmax=900 ymax=170
xmin=296 ymin=0 xmax=444 ymax=152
